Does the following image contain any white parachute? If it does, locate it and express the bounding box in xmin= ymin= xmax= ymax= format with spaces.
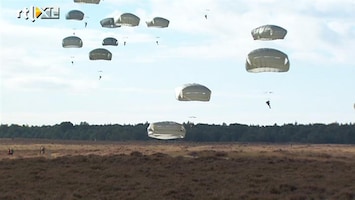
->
xmin=147 ymin=121 xmax=186 ymax=140
xmin=146 ymin=17 xmax=169 ymax=28
xmin=102 ymin=37 xmax=118 ymax=46
xmin=73 ymin=0 xmax=100 ymax=4
xmin=115 ymin=13 xmax=140 ymax=27
xmin=89 ymin=48 xmax=112 ymax=60
xmin=66 ymin=10 xmax=84 ymax=20
xmin=251 ymin=25 xmax=287 ymax=41
xmin=246 ymin=48 xmax=290 ymax=73
xmin=175 ymin=83 xmax=211 ymax=102
xmin=100 ymin=18 xmax=121 ymax=28
xmin=62 ymin=36 xmax=83 ymax=48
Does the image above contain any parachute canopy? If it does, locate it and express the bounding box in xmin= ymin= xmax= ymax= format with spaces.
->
xmin=74 ymin=0 xmax=100 ymax=4
xmin=62 ymin=36 xmax=83 ymax=48
xmin=147 ymin=121 xmax=186 ymax=140
xmin=246 ymin=48 xmax=290 ymax=73
xmin=115 ymin=13 xmax=140 ymax=27
xmin=102 ymin=37 xmax=118 ymax=46
xmin=66 ymin=10 xmax=84 ymax=20
xmin=146 ymin=17 xmax=170 ymax=28
xmin=100 ymin=18 xmax=121 ymax=28
xmin=251 ymin=25 xmax=287 ymax=41
xmin=176 ymin=83 xmax=211 ymax=102
xmin=89 ymin=48 xmax=112 ymax=60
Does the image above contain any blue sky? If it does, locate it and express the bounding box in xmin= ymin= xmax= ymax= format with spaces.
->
xmin=1 ymin=0 xmax=354 ymax=126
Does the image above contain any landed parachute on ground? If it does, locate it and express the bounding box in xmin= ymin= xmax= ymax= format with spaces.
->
xmin=89 ymin=48 xmax=112 ymax=60
xmin=251 ymin=25 xmax=287 ymax=41
xmin=66 ymin=10 xmax=84 ymax=20
xmin=74 ymin=0 xmax=100 ymax=4
xmin=147 ymin=121 xmax=186 ymax=140
xmin=102 ymin=37 xmax=118 ymax=46
xmin=175 ymin=83 xmax=211 ymax=102
xmin=100 ymin=18 xmax=121 ymax=28
xmin=246 ymin=48 xmax=290 ymax=73
xmin=62 ymin=36 xmax=83 ymax=48
xmin=115 ymin=13 xmax=140 ymax=27
xmin=146 ymin=17 xmax=169 ymax=28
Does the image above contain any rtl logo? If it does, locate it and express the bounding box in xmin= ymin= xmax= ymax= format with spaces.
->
xmin=17 ymin=6 xmax=60 ymax=22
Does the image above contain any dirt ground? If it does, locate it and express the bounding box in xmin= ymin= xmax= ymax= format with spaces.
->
xmin=0 ymin=139 xmax=354 ymax=200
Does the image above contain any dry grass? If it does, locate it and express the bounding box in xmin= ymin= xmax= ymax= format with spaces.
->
xmin=0 ymin=139 xmax=354 ymax=200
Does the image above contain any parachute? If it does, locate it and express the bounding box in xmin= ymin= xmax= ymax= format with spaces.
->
xmin=251 ymin=25 xmax=287 ymax=41
xmin=62 ymin=36 xmax=83 ymax=48
xmin=246 ymin=48 xmax=290 ymax=73
xmin=115 ymin=13 xmax=140 ymax=27
xmin=147 ymin=121 xmax=186 ymax=140
xmin=66 ymin=10 xmax=84 ymax=20
xmin=102 ymin=37 xmax=118 ymax=46
xmin=146 ymin=17 xmax=169 ymax=28
xmin=100 ymin=18 xmax=121 ymax=28
xmin=73 ymin=0 xmax=100 ymax=4
xmin=175 ymin=83 xmax=211 ymax=102
xmin=89 ymin=48 xmax=112 ymax=60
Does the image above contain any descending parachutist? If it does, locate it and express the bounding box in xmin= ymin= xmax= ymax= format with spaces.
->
xmin=85 ymin=22 xmax=87 ymax=28
xmin=99 ymin=75 xmax=102 ymax=80
xmin=156 ymin=40 xmax=159 ymax=45
xmin=124 ymin=41 xmax=126 ymax=46
xmin=266 ymin=100 xmax=271 ymax=109
xmin=71 ymin=61 xmax=74 ymax=65
xmin=204 ymin=9 xmax=210 ymax=20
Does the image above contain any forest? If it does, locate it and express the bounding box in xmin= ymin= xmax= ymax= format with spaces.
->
xmin=0 ymin=122 xmax=354 ymax=144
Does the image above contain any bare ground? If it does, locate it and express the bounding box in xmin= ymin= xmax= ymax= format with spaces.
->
xmin=0 ymin=139 xmax=354 ymax=200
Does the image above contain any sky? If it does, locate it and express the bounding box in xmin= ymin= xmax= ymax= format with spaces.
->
xmin=1 ymin=0 xmax=355 ymax=126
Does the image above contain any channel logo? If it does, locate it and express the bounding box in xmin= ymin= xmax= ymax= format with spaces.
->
xmin=17 ymin=6 xmax=60 ymax=22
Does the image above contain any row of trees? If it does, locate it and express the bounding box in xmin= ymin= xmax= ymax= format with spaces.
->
xmin=0 ymin=122 xmax=354 ymax=144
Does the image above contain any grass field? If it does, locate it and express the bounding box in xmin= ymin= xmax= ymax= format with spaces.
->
xmin=0 ymin=139 xmax=354 ymax=200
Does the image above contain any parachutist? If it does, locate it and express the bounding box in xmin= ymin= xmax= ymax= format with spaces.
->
xmin=205 ymin=14 xmax=208 ymax=19
xmin=266 ymin=100 xmax=271 ymax=109
xmin=124 ymin=41 xmax=126 ymax=46
xmin=85 ymin=22 xmax=87 ymax=28
xmin=71 ymin=61 xmax=74 ymax=65
xmin=99 ymin=75 xmax=102 ymax=80
xmin=156 ymin=40 xmax=159 ymax=45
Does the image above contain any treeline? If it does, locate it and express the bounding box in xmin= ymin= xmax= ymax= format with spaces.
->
xmin=0 ymin=122 xmax=355 ymax=144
